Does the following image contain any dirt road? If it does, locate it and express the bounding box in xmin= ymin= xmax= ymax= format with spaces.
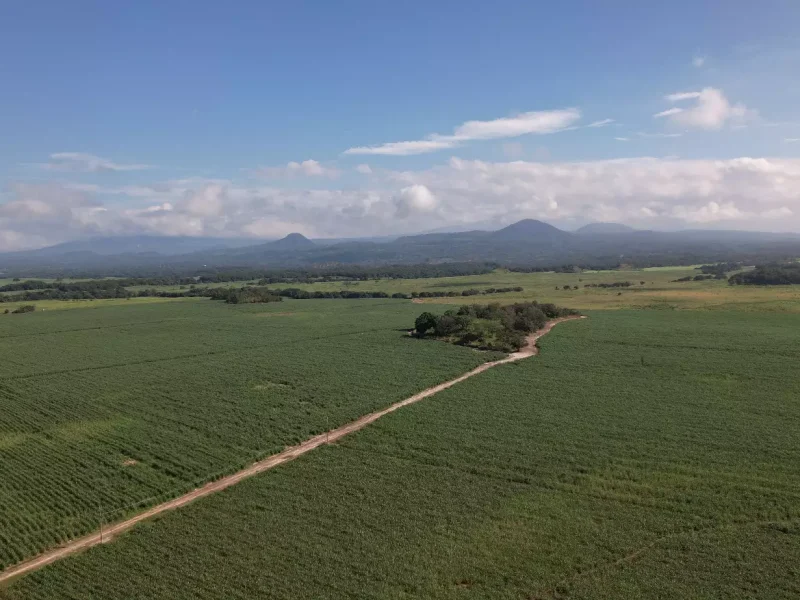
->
xmin=0 ymin=315 xmax=583 ymax=585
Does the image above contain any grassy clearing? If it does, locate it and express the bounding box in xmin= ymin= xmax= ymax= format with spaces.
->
xmin=3 ymin=310 xmax=799 ymax=599
xmin=0 ymin=299 xmax=498 ymax=569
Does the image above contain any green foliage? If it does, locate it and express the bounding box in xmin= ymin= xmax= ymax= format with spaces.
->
xmin=729 ymin=263 xmax=800 ymax=285
xmin=5 ymin=310 xmax=800 ymax=599
xmin=0 ymin=299 xmax=495 ymax=570
xmin=416 ymin=301 xmax=578 ymax=352
xmin=11 ymin=305 xmax=35 ymax=314
xmin=414 ymin=312 xmax=438 ymax=336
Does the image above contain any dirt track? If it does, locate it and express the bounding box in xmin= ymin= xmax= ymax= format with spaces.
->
xmin=0 ymin=315 xmax=583 ymax=585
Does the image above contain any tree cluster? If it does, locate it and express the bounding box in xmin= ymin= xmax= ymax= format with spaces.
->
xmin=414 ymin=301 xmax=578 ymax=353
xmin=203 ymin=287 xmax=283 ymax=304
xmin=728 ymin=263 xmax=800 ymax=285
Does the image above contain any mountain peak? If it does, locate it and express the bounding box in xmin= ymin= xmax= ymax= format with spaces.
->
xmin=266 ymin=232 xmax=315 ymax=250
xmin=492 ymin=219 xmax=569 ymax=241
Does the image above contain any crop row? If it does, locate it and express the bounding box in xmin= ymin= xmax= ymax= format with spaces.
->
xmin=0 ymin=299 xmax=493 ymax=569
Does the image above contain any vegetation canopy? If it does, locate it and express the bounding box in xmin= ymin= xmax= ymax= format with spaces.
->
xmin=414 ymin=301 xmax=579 ymax=352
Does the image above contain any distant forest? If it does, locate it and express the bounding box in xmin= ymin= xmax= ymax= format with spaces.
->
xmin=729 ymin=263 xmax=800 ymax=285
xmin=0 ymin=277 xmax=523 ymax=303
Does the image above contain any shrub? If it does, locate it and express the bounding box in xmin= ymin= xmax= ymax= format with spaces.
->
xmin=414 ymin=312 xmax=438 ymax=336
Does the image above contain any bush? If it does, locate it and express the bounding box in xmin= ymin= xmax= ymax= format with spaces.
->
xmin=12 ymin=305 xmax=36 ymax=314
xmin=414 ymin=312 xmax=438 ymax=336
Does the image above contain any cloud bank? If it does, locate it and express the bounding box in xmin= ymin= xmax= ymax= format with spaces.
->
xmin=2 ymin=157 xmax=799 ymax=250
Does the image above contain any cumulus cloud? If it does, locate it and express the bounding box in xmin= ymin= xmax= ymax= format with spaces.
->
xmin=692 ymin=56 xmax=706 ymax=68
xmin=343 ymin=108 xmax=580 ymax=155
xmin=355 ymin=164 xmax=373 ymax=174
xmin=394 ymin=184 xmax=438 ymax=218
xmin=255 ymin=159 xmax=340 ymax=178
xmin=42 ymin=152 xmax=152 ymax=172
xmin=615 ymin=137 xmax=630 ymax=142
xmin=588 ymin=119 xmax=614 ymax=128
xmin=657 ymin=88 xmax=753 ymax=129
xmin=3 ymin=157 xmax=800 ymax=250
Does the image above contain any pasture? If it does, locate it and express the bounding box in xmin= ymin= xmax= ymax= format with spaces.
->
xmin=3 ymin=309 xmax=799 ymax=598
xmin=0 ymin=299 xmax=496 ymax=569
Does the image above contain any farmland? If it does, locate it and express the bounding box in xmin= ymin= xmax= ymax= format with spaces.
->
xmin=24 ymin=265 xmax=798 ymax=313
xmin=1 ymin=275 xmax=800 ymax=598
xmin=2 ymin=309 xmax=799 ymax=598
xmin=0 ymin=299 xmax=498 ymax=570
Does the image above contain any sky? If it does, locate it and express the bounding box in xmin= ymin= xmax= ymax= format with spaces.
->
xmin=2 ymin=1 xmax=800 ymax=250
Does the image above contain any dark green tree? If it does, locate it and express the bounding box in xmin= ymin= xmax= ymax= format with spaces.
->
xmin=415 ymin=312 xmax=438 ymax=336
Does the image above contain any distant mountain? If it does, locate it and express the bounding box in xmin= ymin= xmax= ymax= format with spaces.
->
xmin=264 ymin=233 xmax=315 ymax=251
xmin=576 ymin=222 xmax=637 ymax=235
xmin=10 ymin=235 xmax=257 ymax=258
xmin=491 ymin=219 xmax=571 ymax=243
xmin=3 ymin=219 xmax=800 ymax=275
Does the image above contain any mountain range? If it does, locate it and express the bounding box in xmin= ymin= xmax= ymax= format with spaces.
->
xmin=2 ymin=220 xmax=800 ymax=275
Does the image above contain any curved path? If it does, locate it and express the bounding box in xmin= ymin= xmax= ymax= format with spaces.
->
xmin=0 ymin=315 xmax=583 ymax=585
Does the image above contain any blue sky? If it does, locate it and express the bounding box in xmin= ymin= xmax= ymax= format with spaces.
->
xmin=2 ymin=1 xmax=800 ymax=248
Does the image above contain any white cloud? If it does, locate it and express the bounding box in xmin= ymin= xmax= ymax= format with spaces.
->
xmin=654 ymin=107 xmax=684 ymax=118
xmin=256 ymin=159 xmax=340 ymax=178
xmin=355 ymin=164 xmax=373 ymax=174
xmin=588 ymin=119 xmax=614 ymax=128
xmin=665 ymin=92 xmax=702 ymax=102
xmin=4 ymin=156 xmax=800 ymax=249
xmin=658 ymin=88 xmax=753 ymax=129
xmin=786 ymin=138 xmax=800 ymax=143
xmin=692 ymin=56 xmax=706 ymax=68
xmin=394 ymin=184 xmax=438 ymax=218
xmin=453 ymin=109 xmax=580 ymax=139
xmin=615 ymin=137 xmax=630 ymax=142
xmin=43 ymin=152 xmax=152 ymax=172
xmin=344 ymin=108 xmax=580 ymax=155
xmin=344 ymin=139 xmax=458 ymax=156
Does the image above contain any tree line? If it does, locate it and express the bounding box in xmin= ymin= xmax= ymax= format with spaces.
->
xmin=728 ymin=263 xmax=800 ymax=285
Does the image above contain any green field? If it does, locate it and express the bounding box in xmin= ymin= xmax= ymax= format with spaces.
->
xmin=3 ymin=309 xmax=799 ymax=599
xmin=6 ymin=267 xmax=800 ymax=314
xmin=0 ymin=299 xmax=498 ymax=569
xmin=2 ymin=272 xmax=800 ymax=598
